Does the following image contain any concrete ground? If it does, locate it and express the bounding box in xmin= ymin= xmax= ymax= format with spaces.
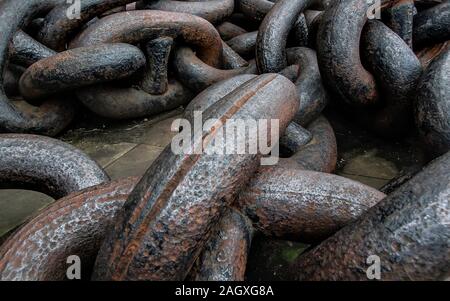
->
xmin=0 ymin=107 xmax=427 ymax=280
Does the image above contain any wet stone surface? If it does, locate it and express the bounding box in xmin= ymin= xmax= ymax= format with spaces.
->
xmin=0 ymin=107 xmax=427 ymax=280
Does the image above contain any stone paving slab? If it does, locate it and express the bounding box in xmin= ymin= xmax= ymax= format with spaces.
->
xmin=105 ymin=144 xmax=165 ymax=180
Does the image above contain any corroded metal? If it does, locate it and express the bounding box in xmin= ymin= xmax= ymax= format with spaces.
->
xmin=385 ymin=0 xmax=415 ymax=48
xmin=0 ymin=0 xmax=77 ymax=136
xmin=256 ymin=0 xmax=314 ymax=73
xmin=278 ymin=116 xmax=337 ymax=173
xmin=0 ymin=178 xmax=137 ymax=281
xmin=136 ymin=0 xmax=235 ymax=24
xmin=76 ymin=80 xmax=193 ymax=120
xmin=92 ymin=74 xmax=299 ymax=281
xmin=415 ymin=43 xmax=450 ymax=157
xmin=413 ymin=1 xmax=450 ymax=49
xmin=290 ymin=151 xmax=450 ymax=281
xmin=70 ymin=10 xmax=223 ymax=119
xmin=217 ymin=22 xmax=248 ymax=41
xmin=71 ymin=10 xmax=223 ymax=67
xmin=238 ymin=167 xmax=386 ymax=243
xmin=316 ymin=0 xmax=380 ymax=106
xmin=140 ymin=37 xmax=173 ymax=95
xmin=173 ymin=47 xmax=257 ymax=92
xmin=19 ymin=44 xmax=146 ymax=100
xmin=227 ymin=31 xmax=258 ymax=59
xmin=189 ymin=209 xmax=254 ymax=281
xmin=9 ymin=31 xmax=55 ymax=67
xmin=286 ymin=47 xmax=328 ymax=126
xmin=0 ymin=134 xmax=109 ymax=200
xmin=279 ymin=122 xmax=313 ymax=155
xmin=37 ymin=0 xmax=136 ymax=51
xmin=358 ymin=20 xmax=422 ymax=136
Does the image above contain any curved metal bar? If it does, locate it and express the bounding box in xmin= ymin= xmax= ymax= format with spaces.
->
xmin=19 ymin=44 xmax=146 ymax=100
xmin=290 ymin=151 xmax=450 ymax=281
xmin=37 ymin=0 xmax=136 ymax=51
xmin=0 ymin=134 xmax=110 ymax=200
xmin=136 ymin=0 xmax=235 ymax=24
xmin=0 ymin=0 xmax=76 ymax=136
xmin=238 ymin=167 xmax=386 ymax=243
xmin=71 ymin=10 xmax=223 ymax=68
xmin=0 ymin=178 xmax=136 ymax=281
xmin=92 ymin=74 xmax=299 ymax=281
xmin=415 ymin=43 xmax=450 ymax=157
xmin=413 ymin=1 xmax=450 ymax=49
xmin=358 ymin=20 xmax=422 ymax=136
xmin=256 ymin=0 xmax=314 ymax=73
xmin=173 ymin=47 xmax=257 ymax=92
xmin=316 ymin=0 xmax=380 ymax=106
xmin=287 ymin=47 xmax=328 ymax=127
xmin=76 ymin=80 xmax=193 ymax=120
xmin=9 ymin=31 xmax=55 ymax=67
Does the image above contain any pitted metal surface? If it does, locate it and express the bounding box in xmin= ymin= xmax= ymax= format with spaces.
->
xmin=0 ymin=178 xmax=136 ymax=281
xmin=291 ymin=152 xmax=450 ymax=281
xmin=92 ymin=74 xmax=299 ymax=281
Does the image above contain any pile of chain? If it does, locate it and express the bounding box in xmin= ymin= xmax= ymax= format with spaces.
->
xmin=0 ymin=0 xmax=448 ymax=281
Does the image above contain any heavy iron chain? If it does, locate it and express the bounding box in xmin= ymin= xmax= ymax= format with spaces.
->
xmin=0 ymin=0 xmax=448 ymax=280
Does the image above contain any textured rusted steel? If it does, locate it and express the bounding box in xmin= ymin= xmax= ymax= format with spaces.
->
xmin=414 ymin=44 xmax=450 ymax=157
xmin=217 ymin=22 xmax=248 ymax=41
xmin=184 ymin=72 xmax=324 ymax=158
xmin=71 ymin=10 xmax=223 ymax=68
xmin=290 ymin=151 xmax=450 ymax=281
xmin=173 ymin=47 xmax=257 ymax=92
xmin=385 ymin=0 xmax=415 ymax=48
xmin=37 ymin=0 xmax=136 ymax=51
xmin=140 ymin=37 xmax=173 ymax=95
xmin=287 ymin=47 xmax=328 ymax=127
xmin=3 ymin=66 xmax=23 ymax=97
xmin=380 ymin=166 xmax=422 ymax=194
xmin=184 ymin=73 xmax=311 ymax=155
xmin=413 ymin=1 xmax=450 ymax=49
xmin=77 ymin=80 xmax=193 ymax=120
xmin=0 ymin=0 xmax=78 ymax=136
xmin=184 ymin=74 xmax=256 ymax=123
xmin=227 ymin=31 xmax=258 ymax=59
xmin=136 ymin=0 xmax=234 ymax=24
xmin=228 ymin=12 xmax=261 ymax=32
xmin=0 ymin=134 xmax=109 ymax=200
xmin=92 ymin=74 xmax=299 ymax=281
xmin=237 ymin=0 xmax=329 ymax=22
xmin=256 ymin=0 xmax=314 ymax=73
xmin=188 ymin=209 xmax=253 ymax=281
xmin=19 ymin=44 xmax=146 ymax=100
xmin=291 ymin=13 xmax=310 ymax=47
xmin=416 ymin=40 xmax=449 ymax=68
xmin=317 ymin=0 xmax=380 ymax=106
xmin=9 ymin=31 xmax=55 ymax=67
xmin=304 ymin=9 xmax=323 ymax=46
xmin=279 ymin=116 xmax=337 ymax=173
xmin=358 ymin=20 xmax=422 ymax=136
xmin=69 ymin=10 xmax=223 ymax=119
xmin=278 ymin=64 xmax=301 ymax=83
xmin=0 ymin=178 xmax=137 ymax=281
xmin=237 ymin=0 xmax=273 ymax=22
xmin=221 ymin=42 xmax=250 ymax=69
xmin=238 ymin=167 xmax=386 ymax=243
xmin=279 ymin=122 xmax=313 ymax=155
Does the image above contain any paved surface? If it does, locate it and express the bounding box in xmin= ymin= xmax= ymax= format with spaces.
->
xmin=0 ymin=107 xmax=427 ymax=280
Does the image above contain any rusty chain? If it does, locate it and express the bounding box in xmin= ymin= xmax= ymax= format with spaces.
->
xmin=0 ymin=0 xmax=448 ymax=281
